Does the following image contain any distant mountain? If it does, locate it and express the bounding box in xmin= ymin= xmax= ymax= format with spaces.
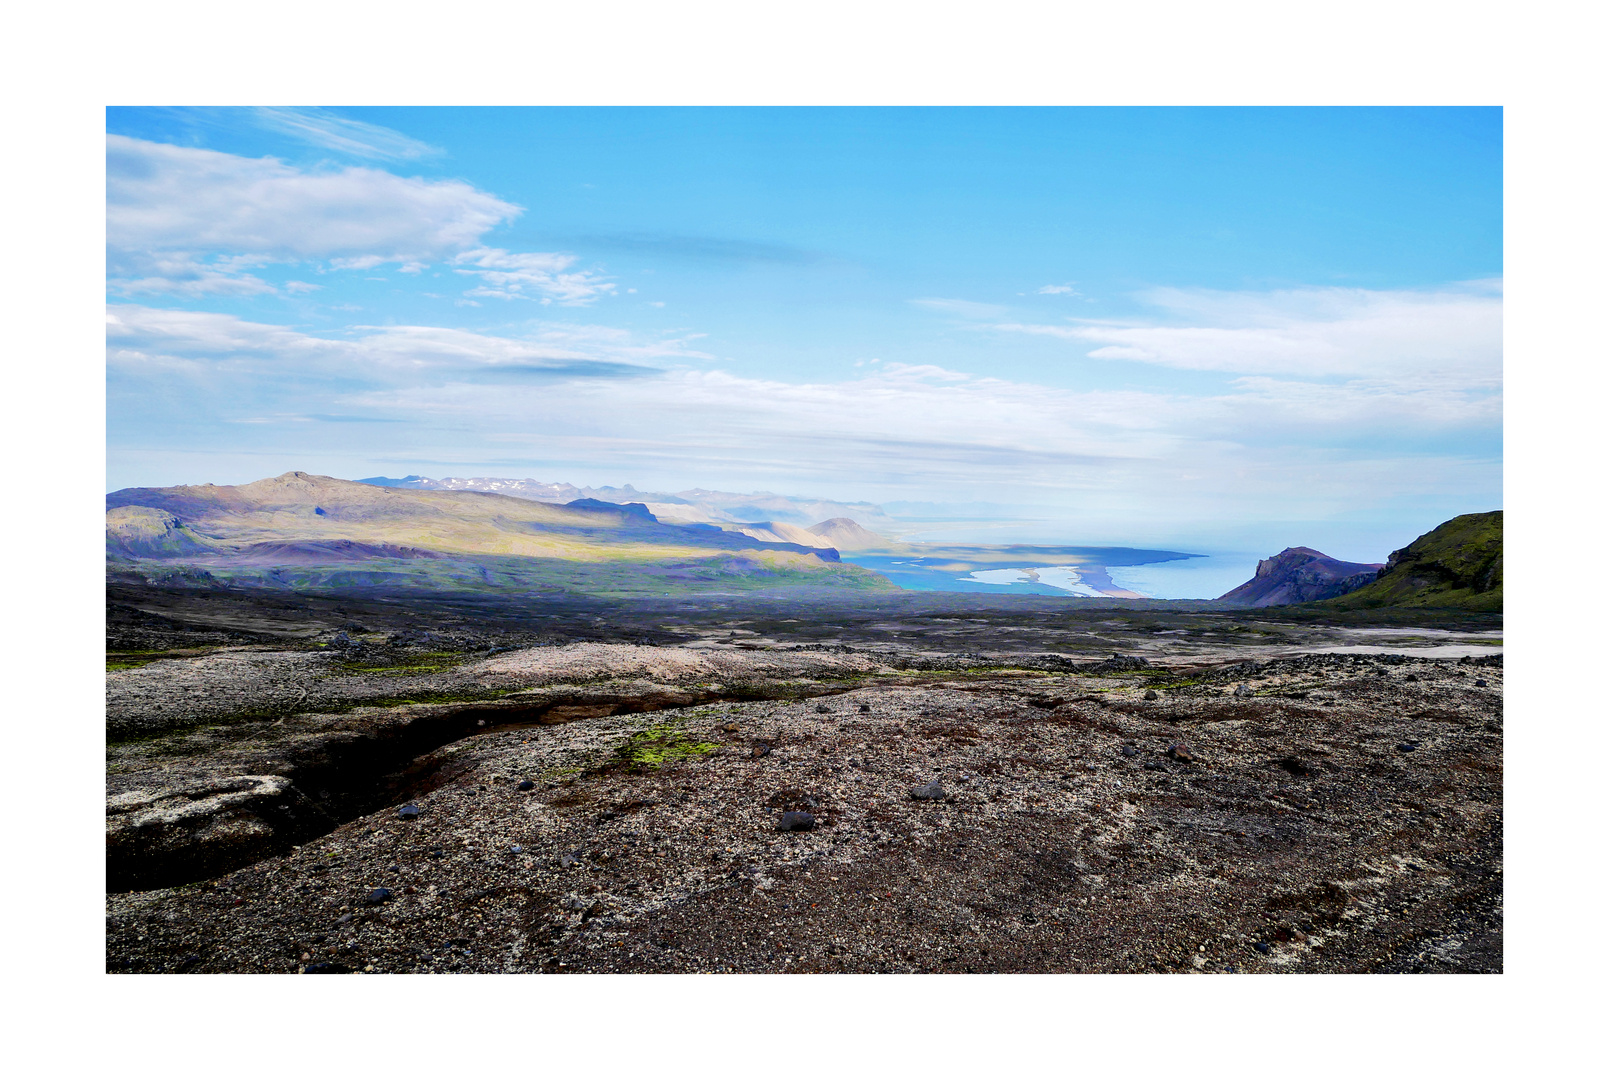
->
xmin=807 ymin=517 xmax=893 ymax=551
xmin=107 ymin=472 xmax=892 ymax=597
xmin=1218 ymin=547 xmax=1384 ymax=606
xmin=355 ymin=475 xmax=892 ymax=529
xmin=1321 ymin=512 xmax=1502 ymax=611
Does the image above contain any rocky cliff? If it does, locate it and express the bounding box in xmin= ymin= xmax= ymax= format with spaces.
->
xmin=1218 ymin=547 xmax=1383 ymax=606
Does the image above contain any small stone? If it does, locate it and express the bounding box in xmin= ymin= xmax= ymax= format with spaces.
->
xmin=559 ymin=853 xmax=578 ymax=869
xmin=1475 ymin=679 xmax=1488 ymax=688
xmin=910 ymin=780 xmax=946 ymax=800
xmin=516 ymin=780 xmax=535 ymax=791
xmin=1142 ymin=761 xmax=1165 ymax=771
xmin=722 ymin=722 xmax=740 ymax=732
xmin=1120 ymin=744 xmax=1139 ymax=758
xmin=1166 ymin=743 xmax=1197 ymax=763
xmin=398 ymin=804 xmax=421 ymax=820
xmin=751 ymin=741 xmax=771 ymax=759
xmin=302 ymin=962 xmax=351 ymax=974
xmin=815 ymin=704 xmax=832 ymax=714
xmin=1143 ymin=689 xmax=1159 ymax=701
xmin=364 ymin=888 xmax=394 ymax=906
xmin=509 ymin=845 xmax=523 ymax=854
xmin=778 ymin=810 xmax=816 ymax=831
xmin=1252 ymin=942 xmax=1271 ymax=955
xmin=1396 ymin=741 xmax=1419 ymax=752
xmin=1234 ymin=684 xmax=1254 ymax=698
xmin=859 ymin=704 xmax=872 ymax=713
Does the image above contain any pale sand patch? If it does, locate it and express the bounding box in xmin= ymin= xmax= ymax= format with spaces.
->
xmin=466 ymin=642 xmax=887 ymax=683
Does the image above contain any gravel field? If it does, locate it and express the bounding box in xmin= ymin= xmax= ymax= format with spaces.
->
xmin=107 ymin=644 xmax=1501 ymax=974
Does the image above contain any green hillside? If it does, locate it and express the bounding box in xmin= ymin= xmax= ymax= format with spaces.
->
xmin=1320 ymin=511 xmax=1502 ymax=611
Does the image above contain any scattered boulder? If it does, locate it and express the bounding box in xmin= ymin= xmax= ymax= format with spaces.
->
xmin=1120 ymin=744 xmax=1140 ymax=758
xmin=1143 ymin=689 xmax=1159 ymax=701
xmin=364 ymin=888 xmax=393 ymax=906
xmin=777 ymin=811 xmax=816 ymax=832
xmin=398 ymin=804 xmax=421 ymax=820
xmin=751 ymin=741 xmax=772 ymax=759
xmin=516 ymin=780 xmax=535 ymax=792
xmin=1166 ymin=744 xmax=1197 ymax=763
xmin=1234 ymin=684 xmax=1254 ymax=698
xmin=910 ymin=781 xmax=946 ymax=800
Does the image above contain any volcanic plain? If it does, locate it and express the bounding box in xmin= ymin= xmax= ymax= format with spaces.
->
xmin=105 ymin=581 xmax=1502 ymax=975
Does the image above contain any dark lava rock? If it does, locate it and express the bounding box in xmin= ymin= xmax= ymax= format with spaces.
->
xmin=509 ymin=845 xmax=523 ymax=854
xmin=1234 ymin=684 xmax=1254 ymax=698
xmin=397 ymin=804 xmax=421 ymax=820
xmin=1476 ymin=679 xmax=1488 ymax=688
xmin=302 ymin=962 xmax=351 ymax=974
xmin=815 ymin=704 xmax=833 ymax=714
xmin=1277 ymin=756 xmax=1314 ymax=777
xmin=1142 ymin=761 xmax=1166 ymax=771
xmin=1166 ymin=744 xmax=1197 ymax=763
xmin=859 ymin=704 xmax=872 ymax=713
xmin=559 ymin=853 xmax=579 ymax=869
xmin=1143 ymin=689 xmax=1159 ymax=701
xmin=910 ymin=780 xmax=947 ymax=800
xmin=1397 ymin=741 xmax=1420 ymax=752
xmin=1404 ymin=673 xmax=1419 ymax=682
xmin=516 ymin=780 xmax=535 ymax=791
xmin=1120 ymin=744 xmax=1139 ymax=758
xmin=777 ymin=810 xmax=817 ymax=832
xmin=1252 ymin=942 xmax=1272 ymax=955
xmin=751 ymin=741 xmax=772 ymax=759
xmin=364 ymin=888 xmax=394 ymax=906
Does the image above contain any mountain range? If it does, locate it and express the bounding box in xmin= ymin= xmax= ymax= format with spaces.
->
xmin=107 ymin=472 xmax=891 ymax=597
xmin=358 ymin=475 xmax=896 ymax=531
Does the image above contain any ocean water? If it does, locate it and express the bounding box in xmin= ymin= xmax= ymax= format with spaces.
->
xmin=1104 ymin=552 xmax=1260 ymax=600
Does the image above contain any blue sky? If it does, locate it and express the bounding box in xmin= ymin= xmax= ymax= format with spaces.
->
xmin=106 ymin=107 xmax=1501 ymax=560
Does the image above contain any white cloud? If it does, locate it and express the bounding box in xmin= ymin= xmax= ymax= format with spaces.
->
xmin=250 ymin=107 xmax=442 ymax=161
xmin=105 ymin=136 xmax=617 ymax=300
xmin=996 ymin=282 xmax=1502 ymax=385
xmin=107 ymin=135 xmax=519 ymax=262
xmin=1036 ymin=284 xmax=1079 ymax=295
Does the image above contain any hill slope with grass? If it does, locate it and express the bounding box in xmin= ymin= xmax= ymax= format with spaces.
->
xmin=1319 ymin=511 xmax=1502 ymax=612
xmin=106 ymin=472 xmax=895 ymax=597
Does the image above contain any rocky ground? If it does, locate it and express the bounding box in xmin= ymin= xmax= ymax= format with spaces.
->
xmin=107 ymin=614 xmax=1503 ymax=974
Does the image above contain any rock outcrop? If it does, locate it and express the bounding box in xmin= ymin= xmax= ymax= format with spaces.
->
xmin=1218 ymin=547 xmax=1383 ymax=606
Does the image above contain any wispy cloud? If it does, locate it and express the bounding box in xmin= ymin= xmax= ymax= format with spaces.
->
xmin=250 ymin=107 xmax=443 ymax=161
xmin=910 ymin=297 xmax=1009 ymax=319
xmin=996 ymin=282 xmax=1502 ymax=385
xmin=1036 ymin=284 xmax=1080 ymax=296
xmin=452 ymin=247 xmax=615 ymax=306
xmin=105 ymin=305 xmax=705 ymax=380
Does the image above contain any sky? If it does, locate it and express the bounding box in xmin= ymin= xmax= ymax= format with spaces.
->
xmin=105 ymin=107 xmax=1502 ymax=561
